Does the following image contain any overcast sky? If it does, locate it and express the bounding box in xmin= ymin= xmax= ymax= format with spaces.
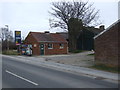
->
xmin=0 ymin=0 xmax=119 ymax=38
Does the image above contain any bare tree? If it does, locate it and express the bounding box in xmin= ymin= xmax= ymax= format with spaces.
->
xmin=49 ymin=0 xmax=100 ymax=29
xmin=0 ymin=27 xmax=7 ymax=41
xmin=49 ymin=0 xmax=101 ymax=51
xmin=0 ymin=26 xmax=13 ymax=51
xmin=0 ymin=27 xmax=13 ymax=41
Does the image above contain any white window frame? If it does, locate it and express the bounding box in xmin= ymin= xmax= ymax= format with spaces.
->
xmin=59 ymin=43 xmax=64 ymax=49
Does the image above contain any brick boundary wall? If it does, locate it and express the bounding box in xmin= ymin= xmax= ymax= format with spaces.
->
xmin=94 ymin=21 xmax=119 ymax=67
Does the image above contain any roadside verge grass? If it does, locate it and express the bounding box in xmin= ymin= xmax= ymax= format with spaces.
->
xmin=2 ymin=50 xmax=19 ymax=55
xmin=90 ymin=64 xmax=120 ymax=73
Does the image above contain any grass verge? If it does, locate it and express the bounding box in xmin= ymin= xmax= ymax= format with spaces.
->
xmin=90 ymin=64 xmax=120 ymax=73
xmin=2 ymin=50 xmax=20 ymax=55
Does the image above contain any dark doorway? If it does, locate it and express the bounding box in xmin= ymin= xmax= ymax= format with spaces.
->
xmin=40 ymin=44 xmax=44 ymax=55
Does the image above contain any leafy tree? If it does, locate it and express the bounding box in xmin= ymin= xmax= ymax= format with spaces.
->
xmin=68 ymin=18 xmax=83 ymax=51
xmin=49 ymin=0 xmax=101 ymax=51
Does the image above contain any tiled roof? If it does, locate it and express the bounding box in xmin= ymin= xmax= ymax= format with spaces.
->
xmin=56 ymin=27 xmax=101 ymax=40
xmin=56 ymin=32 xmax=68 ymax=40
xmin=86 ymin=27 xmax=102 ymax=35
xmin=30 ymin=32 xmax=67 ymax=42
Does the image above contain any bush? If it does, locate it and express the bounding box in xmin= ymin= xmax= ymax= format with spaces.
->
xmin=87 ymin=53 xmax=94 ymax=56
xmin=70 ymin=50 xmax=84 ymax=53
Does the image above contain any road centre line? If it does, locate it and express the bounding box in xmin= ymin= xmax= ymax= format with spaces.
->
xmin=5 ymin=70 xmax=38 ymax=86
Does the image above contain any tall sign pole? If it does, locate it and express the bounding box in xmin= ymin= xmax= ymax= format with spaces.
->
xmin=15 ymin=31 xmax=21 ymax=53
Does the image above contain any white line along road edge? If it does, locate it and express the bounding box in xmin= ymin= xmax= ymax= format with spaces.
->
xmin=5 ymin=70 xmax=38 ymax=86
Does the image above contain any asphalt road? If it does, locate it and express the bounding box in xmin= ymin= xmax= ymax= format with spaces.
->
xmin=2 ymin=56 xmax=118 ymax=88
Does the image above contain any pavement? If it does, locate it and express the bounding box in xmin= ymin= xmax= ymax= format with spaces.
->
xmin=36 ymin=51 xmax=95 ymax=67
xmin=2 ymin=54 xmax=119 ymax=83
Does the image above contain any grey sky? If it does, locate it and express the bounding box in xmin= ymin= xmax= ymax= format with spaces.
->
xmin=0 ymin=0 xmax=119 ymax=38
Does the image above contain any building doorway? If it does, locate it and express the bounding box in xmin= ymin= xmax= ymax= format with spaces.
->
xmin=40 ymin=44 xmax=44 ymax=55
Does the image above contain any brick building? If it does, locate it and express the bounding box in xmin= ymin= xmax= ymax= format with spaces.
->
xmin=24 ymin=31 xmax=68 ymax=55
xmin=94 ymin=20 xmax=120 ymax=67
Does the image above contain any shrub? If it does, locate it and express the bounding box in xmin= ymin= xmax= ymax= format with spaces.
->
xmin=70 ymin=50 xmax=84 ymax=53
xmin=87 ymin=53 xmax=94 ymax=56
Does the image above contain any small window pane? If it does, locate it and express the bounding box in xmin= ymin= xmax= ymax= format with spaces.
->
xmin=60 ymin=44 xmax=64 ymax=49
xmin=48 ymin=44 xmax=53 ymax=49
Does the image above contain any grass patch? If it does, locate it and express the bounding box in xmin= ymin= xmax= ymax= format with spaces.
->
xmin=2 ymin=50 xmax=19 ymax=55
xmin=90 ymin=64 xmax=120 ymax=73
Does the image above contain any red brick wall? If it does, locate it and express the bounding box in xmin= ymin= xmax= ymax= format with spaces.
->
xmin=32 ymin=43 xmax=40 ymax=55
xmin=119 ymin=21 xmax=120 ymax=67
xmin=24 ymin=33 xmax=40 ymax=55
xmin=24 ymin=33 xmax=68 ymax=55
xmin=43 ymin=42 xmax=68 ymax=55
xmin=94 ymin=21 xmax=119 ymax=67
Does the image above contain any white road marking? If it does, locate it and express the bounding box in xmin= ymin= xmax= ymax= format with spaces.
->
xmin=5 ymin=70 xmax=38 ymax=86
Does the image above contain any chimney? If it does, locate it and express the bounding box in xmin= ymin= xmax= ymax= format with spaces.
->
xmin=44 ymin=31 xmax=50 ymax=34
xmin=99 ymin=25 xmax=105 ymax=31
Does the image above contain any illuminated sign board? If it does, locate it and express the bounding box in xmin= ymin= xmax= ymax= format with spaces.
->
xmin=15 ymin=31 xmax=21 ymax=45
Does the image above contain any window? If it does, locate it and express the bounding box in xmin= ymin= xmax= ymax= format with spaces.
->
xmin=60 ymin=44 xmax=64 ymax=49
xmin=48 ymin=43 xmax=53 ymax=49
xmin=28 ymin=44 xmax=32 ymax=49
